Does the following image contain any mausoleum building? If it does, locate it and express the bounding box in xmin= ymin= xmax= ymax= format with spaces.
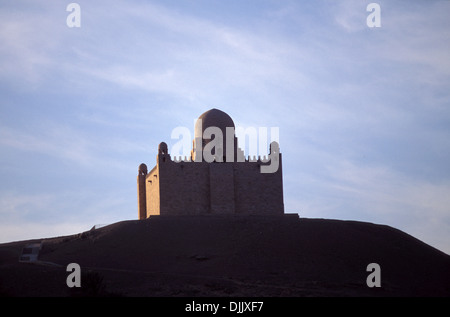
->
xmin=137 ymin=109 xmax=284 ymax=218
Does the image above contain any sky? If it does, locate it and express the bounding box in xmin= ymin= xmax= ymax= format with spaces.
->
xmin=1 ymin=0 xmax=450 ymax=254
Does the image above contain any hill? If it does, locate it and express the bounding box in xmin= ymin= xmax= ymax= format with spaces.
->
xmin=0 ymin=215 xmax=449 ymax=297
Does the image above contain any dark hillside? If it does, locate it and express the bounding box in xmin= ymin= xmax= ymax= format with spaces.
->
xmin=1 ymin=215 xmax=449 ymax=296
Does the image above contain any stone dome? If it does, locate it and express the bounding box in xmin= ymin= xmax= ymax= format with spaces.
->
xmin=193 ymin=108 xmax=237 ymax=161
xmin=194 ymin=108 xmax=235 ymax=140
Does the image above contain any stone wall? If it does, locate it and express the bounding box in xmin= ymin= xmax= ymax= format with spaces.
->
xmin=158 ymin=158 xmax=210 ymax=215
xmin=209 ymin=163 xmax=235 ymax=214
xmin=142 ymin=152 xmax=284 ymax=217
xmin=233 ymin=156 xmax=284 ymax=215
xmin=145 ymin=164 xmax=160 ymax=217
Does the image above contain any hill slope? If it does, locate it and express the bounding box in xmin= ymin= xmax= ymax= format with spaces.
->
xmin=1 ymin=215 xmax=449 ymax=296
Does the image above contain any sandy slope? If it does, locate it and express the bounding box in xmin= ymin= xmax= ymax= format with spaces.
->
xmin=1 ymin=215 xmax=449 ymax=296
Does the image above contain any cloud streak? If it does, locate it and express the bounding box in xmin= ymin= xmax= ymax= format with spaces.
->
xmin=0 ymin=188 xmax=134 ymax=244
xmin=0 ymin=122 xmax=147 ymax=172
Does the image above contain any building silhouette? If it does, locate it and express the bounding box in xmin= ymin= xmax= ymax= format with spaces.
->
xmin=137 ymin=108 xmax=284 ymax=218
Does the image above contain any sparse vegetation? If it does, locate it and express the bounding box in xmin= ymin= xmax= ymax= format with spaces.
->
xmin=68 ymin=270 xmax=122 ymax=297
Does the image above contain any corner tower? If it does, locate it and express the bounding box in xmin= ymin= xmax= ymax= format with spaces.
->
xmin=137 ymin=163 xmax=147 ymax=220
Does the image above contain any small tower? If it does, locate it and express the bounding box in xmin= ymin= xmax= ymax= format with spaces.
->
xmin=137 ymin=163 xmax=148 ymax=220
xmin=158 ymin=142 xmax=170 ymax=163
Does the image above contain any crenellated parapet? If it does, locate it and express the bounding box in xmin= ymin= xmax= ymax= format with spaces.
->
xmin=160 ymin=141 xmax=279 ymax=170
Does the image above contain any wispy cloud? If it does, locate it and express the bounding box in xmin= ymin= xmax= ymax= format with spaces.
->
xmin=0 ymin=3 xmax=63 ymax=88
xmin=0 ymin=123 xmax=147 ymax=170
xmin=0 ymin=1 xmax=308 ymax=102
xmin=0 ymin=124 xmax=97 ymax=167
xmin=0 ymin=189 xmax=134 ymax=243
xmin=0 ymin=192 xmax=54 ymax=222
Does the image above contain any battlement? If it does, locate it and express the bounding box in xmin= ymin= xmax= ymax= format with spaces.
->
xmin=172 ymin=155 xmax=192 ymax=163
xmin=169 ymin=153 xmax=273 ymax=164
xmin=163 ymin=140 xmax=279 ymax=172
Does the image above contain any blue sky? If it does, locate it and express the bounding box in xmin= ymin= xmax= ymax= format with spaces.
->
xmin=1 ymin=1 xmax=450 ymax=254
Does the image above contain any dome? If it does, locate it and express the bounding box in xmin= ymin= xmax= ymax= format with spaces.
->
xmin=194 ymin=108 xmax=235 ymax=140
xmin=193 ymin=108 xmax=237 ymax=162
